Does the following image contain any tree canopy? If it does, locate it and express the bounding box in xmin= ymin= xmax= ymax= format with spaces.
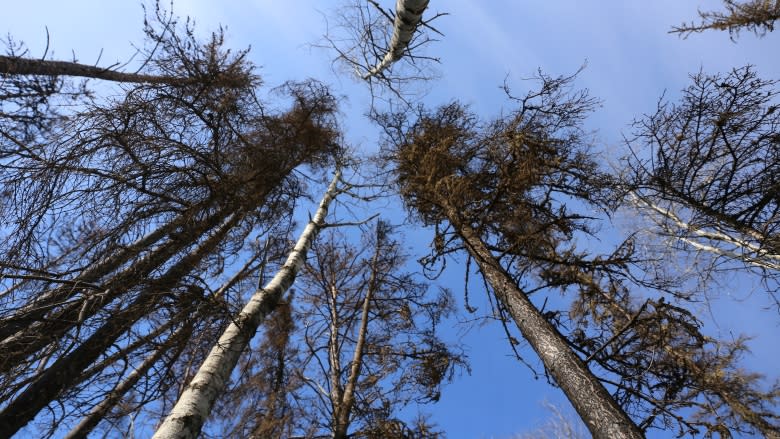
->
xmin=0 ymin=1 xmax=778 ymax=438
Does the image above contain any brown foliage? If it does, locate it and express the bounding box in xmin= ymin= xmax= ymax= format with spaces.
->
xmin=385 ymin=69 xmax=780 ymax=437
xmin=0 ymin=11 xmax=341 ymax=437
xmin=672 ymin=0 xmax=780 ymax=38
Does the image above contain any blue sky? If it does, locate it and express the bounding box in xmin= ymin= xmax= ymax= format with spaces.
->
xmin=2 ymin=1 xmax=779 ymax=438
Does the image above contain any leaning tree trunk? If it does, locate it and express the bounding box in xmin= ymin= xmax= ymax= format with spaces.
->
xmin=0 ymin=55 xmax=244 ymax=87
xmin=0 ymin=203 xmax=236 ymax=376
xmin=152 ymin=170 xmax=343 ymax=439
xmin=63 ymin=323 xmax=192 ymax=439
xmin=446 ymin=209 xmax=644 ymax=439
xmin=0 ymin=212 xmax=242 ymax=438
xmin=363 ymin=0 xmax=430 ymax=79
xmin=61 ymin=260 xmax=261 ymax=439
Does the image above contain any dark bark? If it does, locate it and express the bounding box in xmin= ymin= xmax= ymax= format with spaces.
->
xmin=446 ymin=208 xmax=643 ymax=439
xmin=0 ymin=55 xmax=243 ymax=87
xmin=0 ymin=212 xmax=242 ymax=438
xmin=0 ymin=202 xmax=234 ymax=375
xmin=63 ymin=324 xmax=191 ymax=439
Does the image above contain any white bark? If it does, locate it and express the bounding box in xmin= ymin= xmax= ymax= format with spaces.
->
xmin=152 ymin=170 xmax=342 ymax=439
xmin=631 ymin=193 xmax=780 ymax=271
xmin=363 ymin=0 xmax=430 ymax=79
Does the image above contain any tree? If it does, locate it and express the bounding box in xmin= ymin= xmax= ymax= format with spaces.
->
xmin=290 ymin=221 xmax=460 ymax=438
xmin=323 ymin=0 xmax=444 ymax=105
xmin=363 ymin=0 xmax=431 ymax=79
xmin=152 ymin=169 xmax=345 ymax=439
xmin=624 ymin=66 xmax=780 ymax=309
xmin=209 ymin=291 xmax=302 ymax=439
xmin=672 ymin=0 xmax=780 ymax=38
xmin=383 ymin=70 xmax=644 ymax=439
xmin=0 ymin=11 xmax=341 ymax=436
xmin=383 ymin=69 xmax=780 ymax=438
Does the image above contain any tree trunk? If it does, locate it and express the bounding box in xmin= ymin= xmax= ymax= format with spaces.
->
xmin=152 ymin=170 xmax=342 ymax=439
xmin=0 ymin=204 xmax=204 ymax=343
xmin=333 ymin=232 xmax=381 ymax=439
xmin=0 ymin=55 xmax=241 ymax=86
xmin=0 ymin=204 xmax=235 ymax=376
xmin=447 ymin=208 xmax=643 ymax=439
xmin=363 ymin=0 xmax=430 ymax=79
xmin=63 ymin=324 xmax=191 ymax=439
xmin=0 ymin=212 xmax=242 ymax=438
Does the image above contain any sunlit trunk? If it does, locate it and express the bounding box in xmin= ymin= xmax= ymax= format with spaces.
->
xmin=363 ymin=0 xmax=430 ymax=79
xmin=152 ymin=170 xmax=342 ymax=439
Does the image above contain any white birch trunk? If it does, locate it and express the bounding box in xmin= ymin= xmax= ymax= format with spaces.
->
xmin=631 ymin=193 xmax=780 ymax=270
xmin=152 ymin=170 xmax=342 ymax=439
xmin=363 ymin=0 xmax=430 ymax=79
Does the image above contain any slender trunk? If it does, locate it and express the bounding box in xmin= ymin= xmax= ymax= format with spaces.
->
xmin=63 ymin=260 xmax=255 ymax=439
xmin=363 ymin=0 xmax=430 ymax=79
xmin=64 ymin=323 xmax=191 ymax=439
xmin=0 ymin=213 xmax=242 ymax=438
xmin=152 ymin=170 xmax=342 ymax=439
xmin=333 ymin=235 xmax=381 ymax=439
xmin=0 ymin=206 xmax=198 ymax=342
xmin=0 ymin=55 xmax=241 ymax=86
xmin=328 ymin=284 xmax=346 ymax=438
xmin=447 ymin=209 xmax=643 ymax=439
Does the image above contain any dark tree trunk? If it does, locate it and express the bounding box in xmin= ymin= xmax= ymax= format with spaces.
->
xmin=0 ymin=55 xmax=230 ymax=86
xmin=447 ymin=208 xmax=643 ymax=439
xmin=0 ymin=212 xmax=242 ymax=438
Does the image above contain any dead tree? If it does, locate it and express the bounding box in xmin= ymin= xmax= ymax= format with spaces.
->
xmin=152 ymin=169 xmax=345 ymax=439
xmin=383 ymin=68 xmax=780 ymax=438
xmin=363 ymin=0 xmax=431 ymax=79
xmin=385 ymin=71 xmax=644 ymax=439
xmin=672 ymin=0 xmax=780 ymax=38
xmin=291 ymin=222 xmax=460 ymax=439
xmin=624 ymin=66 xmax=780 ymax=309
xmin=322 ymin=0 xmax=445 ymax=105
xmin=0 ymin=12 xmax=342 ymax=436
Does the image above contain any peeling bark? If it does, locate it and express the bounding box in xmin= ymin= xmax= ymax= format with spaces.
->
xmin=363 ymin=0 xmax=430 ymax=79
xmin=152 ymin=170 xmax=342 ymax=439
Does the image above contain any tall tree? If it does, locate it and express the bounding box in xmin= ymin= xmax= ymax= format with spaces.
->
xmin=152 ymin=169 xmax=345 ymax=439
xmin=323 ymin=0 xmax=444 ymax=105
xmin=363 ymin=0 xmax=431 ymax=79
xmin=384 ymin=70 xmax=644 ymax=439
xmin=0 ymin=12 xmax=341 ymax=436
xmin=383 ymin=69 xmax=780 ymax=438
xmin=291 ymin=222 xmax=459 ymax=438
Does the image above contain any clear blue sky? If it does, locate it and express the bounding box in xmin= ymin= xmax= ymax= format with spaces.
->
xmin=2 ymin=1 xmax=778 ymax=438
